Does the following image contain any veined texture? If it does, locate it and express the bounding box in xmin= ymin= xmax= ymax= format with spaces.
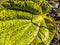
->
xmin=0 ymin=0 xmax=56 ymax=45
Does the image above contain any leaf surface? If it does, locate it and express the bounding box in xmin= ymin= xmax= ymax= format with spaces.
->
xmin=30 ymin=16 xmax=56 ymax=45
xmin=0 ymin=20 xmax=39 ymax=45
xmin=0 ymin=0 xmax=56 ymax=45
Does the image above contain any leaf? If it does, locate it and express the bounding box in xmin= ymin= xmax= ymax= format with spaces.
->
xmin=1 ymin=0 xmax=42 ymax=15
xmin=30 ymin=16 xmax=56 ymax=45
xmin=40 ymin=1 xmax=51 ymax=14
xmin=1 ymin=0 xmax=51 ymax=15
xmin=0 ymin=9 xmax=33 ymax=20
xmin=43 ymin=16 xmax=56 ymax=45
xmin=0 ymin=20 xmax=39 ymax=45
xmin=0 ymin=0 xmax=56 ymax=45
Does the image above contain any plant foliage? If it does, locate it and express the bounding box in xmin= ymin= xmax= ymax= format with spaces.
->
xmin=0 ymin=0 xmax=56 ymax=45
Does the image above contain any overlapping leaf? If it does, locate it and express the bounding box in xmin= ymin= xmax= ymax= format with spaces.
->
xmin=0 ymin=0 xmax=56 ymax=45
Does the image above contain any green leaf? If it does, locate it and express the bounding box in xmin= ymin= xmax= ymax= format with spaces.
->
xmin=0 ymin=9 xmax=33 ymax=20
xmin=0 ymin=0 xmax=56 ymax=45
xmin=30 ymin=16 xmax=56 ymax=45
xmin=0 ymin=20 xmax=39 ymax=45
xmin=1 ymin=0 xmax=42 ymax=15
xmin=40 ymin=1 xmax=51 ymax=14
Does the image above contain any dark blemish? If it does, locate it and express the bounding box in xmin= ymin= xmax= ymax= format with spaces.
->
xmin=38 ymin=42 xmax=46 ymax=45
xmin=2 ymin=28 xmax=4 ymax=30
xmin=17 ymin=29 xmax=19 ymax=31
xmin=20 ymin=39 xmax=21 ymax=40
xmin=25 ymin=40 xmax=27 ymax=41
xmin=12 ymin=44 xmax=14 ymax=45
xmin=1 ymin=31 xmax=4 ymax=33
